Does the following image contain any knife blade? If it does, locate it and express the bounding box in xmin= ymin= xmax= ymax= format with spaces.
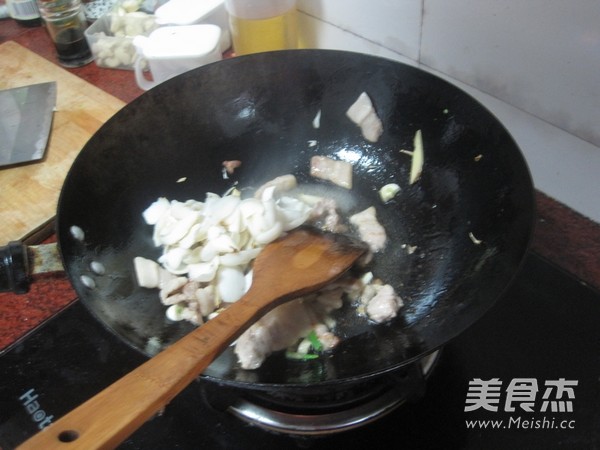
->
xmin=0 ymin=81 xmax=57 ymax=168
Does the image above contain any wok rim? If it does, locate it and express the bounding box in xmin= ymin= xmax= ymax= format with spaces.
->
xmin=55 ymin=49 xmax=536 ymax=388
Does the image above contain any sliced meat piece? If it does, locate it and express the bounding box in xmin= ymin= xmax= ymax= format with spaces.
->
xmin=313 ymin=323 xmax=340 ymax=350
xmin=365 ymin=284 xmax=403 ymax=323
xmin=309 ymin=197 xmax=346 ymax=233
xmin=234 ymin=299 xmax=314 ymax=369
xmin=195 ymin=285 xmax=217 ymax=317
xmin=233 ymin=322 xmax=273 ymax=370
xmin=159 ymin=277 xmax=188 ymax=304
xmin=346 ymin=92 xmax=384 ymax=143
xmin=349 ymin=206 xmax=387 ymax=252
xmin=234 ymin=289 xmax=345 ymax=370
xmin=310 ymin=155 xmax=353 ymax=189
xmin=222 ymin=160 xmax=242 ymax=175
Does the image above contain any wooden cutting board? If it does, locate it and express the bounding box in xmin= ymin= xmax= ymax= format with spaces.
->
xmin=0 ymin=41 xmax=125 ymax=244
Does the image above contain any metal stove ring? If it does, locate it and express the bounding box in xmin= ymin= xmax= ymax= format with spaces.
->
xmin=228 ymin=350 xmax=440 ymax=436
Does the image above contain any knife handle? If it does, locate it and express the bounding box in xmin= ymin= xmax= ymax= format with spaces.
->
xmin=0 ymin=241 xmax=30 ymax=294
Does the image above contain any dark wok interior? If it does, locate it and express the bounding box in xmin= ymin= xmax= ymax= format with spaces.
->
xmin=56 ymin=50 xmax=534 ymax=388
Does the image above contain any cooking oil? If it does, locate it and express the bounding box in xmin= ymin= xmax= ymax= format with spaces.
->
xmin=229 ymin=8 xmax=298 ymax=55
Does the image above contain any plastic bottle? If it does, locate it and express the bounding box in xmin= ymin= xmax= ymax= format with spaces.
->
xmin=225 ymin=0 xmax=297 ymax=55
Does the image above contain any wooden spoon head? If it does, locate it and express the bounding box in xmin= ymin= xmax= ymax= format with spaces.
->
xmin=14 ymin=228 xmax=367 ymax=450
xmin=249 ymin=227 xmax=368 ymax=303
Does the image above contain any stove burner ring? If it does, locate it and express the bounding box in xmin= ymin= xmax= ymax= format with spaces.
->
xmin=228 ymin=350 xmax=440 ymax=436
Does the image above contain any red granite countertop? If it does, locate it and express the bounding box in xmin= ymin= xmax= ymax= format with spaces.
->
xmin=1 ymin=19 xmax=599 ymax=353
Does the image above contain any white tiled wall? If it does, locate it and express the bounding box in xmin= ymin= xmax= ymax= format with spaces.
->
xmin=298 ymin=0 xmax=422 ymax=60
xmin=297 ymin=0 xmax=600 ymax=223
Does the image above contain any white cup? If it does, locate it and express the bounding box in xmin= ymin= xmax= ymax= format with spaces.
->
xmin=133 ymin=24 xmax=222 ymax=91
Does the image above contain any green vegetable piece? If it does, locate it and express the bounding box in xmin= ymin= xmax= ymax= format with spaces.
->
xmin=285 ymin=351 xmax=319 ymax=361
xmin=307 ymin=330 xmax=323 ymax=352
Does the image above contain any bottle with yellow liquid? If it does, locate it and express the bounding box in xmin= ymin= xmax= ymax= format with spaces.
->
xmin=225 ymin=0 xmax=297 ymax=55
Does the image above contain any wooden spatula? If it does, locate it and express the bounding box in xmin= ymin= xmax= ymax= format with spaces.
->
xmin=17 ymin=227 xmax=367 ymax=450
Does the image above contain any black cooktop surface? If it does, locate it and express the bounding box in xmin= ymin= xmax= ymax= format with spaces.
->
xmin=1 ymin=252 xmax=599 ymax=449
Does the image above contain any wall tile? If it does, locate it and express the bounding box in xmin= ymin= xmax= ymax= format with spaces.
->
xmin=420 ymin=0 xmax=600 ymax=148
xmin=298 ymin=0 xmax=422 ymax=60
xmin=293 ymin=0 xmax=600 ymax=222
xmin=427 ymin=69 xmax=600 ymax=223
xmin=297 ymin=12 xmax=416 ymax=66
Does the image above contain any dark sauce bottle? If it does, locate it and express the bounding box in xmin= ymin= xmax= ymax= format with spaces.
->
xmin=36 ymin=0 xmax=93 ymax=68
xmin=6 ymin=0 xmax=42 ymax=27
xmin=54 ymin=26 xmax=93 ymax=67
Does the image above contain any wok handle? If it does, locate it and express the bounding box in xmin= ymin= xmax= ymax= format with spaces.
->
xmin=16 ymin=289 xmax=266 ymax=450
xmin=0 ymin=241 xmax=30 ymax=294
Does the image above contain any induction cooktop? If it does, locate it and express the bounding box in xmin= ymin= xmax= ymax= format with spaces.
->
xmin=1 ymin=253 xmax=599 ymax=449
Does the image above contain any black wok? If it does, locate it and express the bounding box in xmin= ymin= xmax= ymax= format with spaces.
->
xmin=54 ymin=50 xmax=533 ymax=391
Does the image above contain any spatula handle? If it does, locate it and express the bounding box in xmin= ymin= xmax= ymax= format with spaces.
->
xmin=17 ymin=227 xmax=365 ymax=449
xmin=16 ymin=292 xmax=267 ymax=450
